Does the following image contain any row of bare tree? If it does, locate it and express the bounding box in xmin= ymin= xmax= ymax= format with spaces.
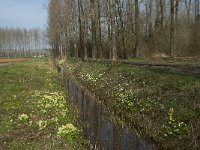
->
xmin=0 ymin=27 xmax=48 ymax=58
xmin=48 ymin=0 xmax=200 ymax=60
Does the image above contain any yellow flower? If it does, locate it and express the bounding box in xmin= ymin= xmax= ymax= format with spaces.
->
xmin=18 ymin=113 xmax=29 ymax=121
xmin=57 ymin=123 xmax=77 ymax=137
xmin=38 ymin=120 xmax=47 ymax=130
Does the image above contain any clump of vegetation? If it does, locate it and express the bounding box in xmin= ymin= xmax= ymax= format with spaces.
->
xmin=0 ymin=59 xmax=84 ymax=150
xmin=57 ymin=124 xmax=79 ymax=143
xmin=60 ymin=58 xmax=200 ymax=149
xmin=18 ymin=113 xmax=29 ymax=123
xmin=161 ymin=108 xmax=188 ymax=138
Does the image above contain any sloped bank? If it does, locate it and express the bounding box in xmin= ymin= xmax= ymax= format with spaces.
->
xmin=58 ymin=58 xmax=200 ymax=149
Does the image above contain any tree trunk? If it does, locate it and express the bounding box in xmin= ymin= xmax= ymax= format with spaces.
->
xmin=160 ymin=0 xmax=164 ymax=30
xmin=195 ymin=0 xmax=200 ymax=20
xmin=90 ymin=0 xmax=97 ymax=60
xmin=106 ymin=0 xmax=112 ymax=59
xmin=184 ymin=0 xmax=192 ymax=26
xmin=149 ymin=0 xmax=153 ymax=38
xmin=133 ymin=0 xmax=139 ymax=58
xmin=97 ymin=0 xmax=102 ymax=58
xmin=110 ymin=0 xmax=117 ymax=61
xmin=118 ymin=0 xmax=126 ymax=59
xmin=170 ymin=0 xmax=175 ymax=57
xmin=72 ymin=12 xmax=78 ymax=58
xmin=175 ymin=0 xmax=179 ymax=26
xmin=81 ymin=0 xmax=88 ymax=60
xmin=78 ymin=0 xmax=83 ymax=59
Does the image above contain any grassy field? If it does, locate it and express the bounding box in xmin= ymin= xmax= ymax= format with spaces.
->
xmin=59 ymin=58 xmax=200 ymax=149
xmin=0 ymin=58 xmax=84 ymax=150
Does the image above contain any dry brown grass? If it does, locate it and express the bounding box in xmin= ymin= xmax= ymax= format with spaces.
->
xmin=0 ymin=58 xmax=29 ymax=63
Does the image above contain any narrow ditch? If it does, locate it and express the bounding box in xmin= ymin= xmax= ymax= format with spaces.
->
xmin=58 ymin=66 xmax=160 ymax=150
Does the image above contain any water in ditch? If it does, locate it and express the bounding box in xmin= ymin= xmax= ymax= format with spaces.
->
xmin=60 ymin=67 xmax=158 ymax=150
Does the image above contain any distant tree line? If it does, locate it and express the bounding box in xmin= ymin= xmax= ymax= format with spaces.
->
xmin=0 ymin=27 xmax=48 ymax=58
xmin=48 ymin=0 xmax=200 ymax=60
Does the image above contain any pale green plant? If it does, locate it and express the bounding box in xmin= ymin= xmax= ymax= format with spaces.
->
xmin=18 ymin=113 xmax=29 ymax=123
xmin=38 ymin=120 xmax=47 ymax=130
xmin=57 ymin=123 xmax=78 ymax=143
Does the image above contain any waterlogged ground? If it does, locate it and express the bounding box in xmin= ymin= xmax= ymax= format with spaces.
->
xmin=59 ymin=58 xmax=200 ymax=149
xmin=0 ymin=59 xmax=84 ymax=149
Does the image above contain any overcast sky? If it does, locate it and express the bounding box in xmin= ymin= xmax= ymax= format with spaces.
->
xmin=0 ymin=0 xmax=48 ymax=29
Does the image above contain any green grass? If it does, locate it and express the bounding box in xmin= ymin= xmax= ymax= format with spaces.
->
xmin=0 ymin=59 xmax=84 ymax=150
xmin=60 ymin=58 xmax=200 ymax=149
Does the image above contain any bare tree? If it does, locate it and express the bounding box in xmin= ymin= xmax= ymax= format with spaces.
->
xmin=47 ymin=0 xmax=200 ymax=59
xmin=184 ymin=0 xmax=192 ymax=26
xmin=170 ymin=0 xmax=175 ymax=57
xmin=110 ymin=0 xmax=117 ymax=61
xmin=133 ymin=0 xmax=139 ymax=58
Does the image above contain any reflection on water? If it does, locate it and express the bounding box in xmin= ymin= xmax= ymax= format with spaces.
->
xmin=63 ymin=71 xmax=157 ymax=150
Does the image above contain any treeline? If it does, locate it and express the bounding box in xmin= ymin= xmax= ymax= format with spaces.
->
xmin=48 ymin=0 xmax=200 ymax=60
xmin=0 ymin=27 xmax=48 ymax=58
